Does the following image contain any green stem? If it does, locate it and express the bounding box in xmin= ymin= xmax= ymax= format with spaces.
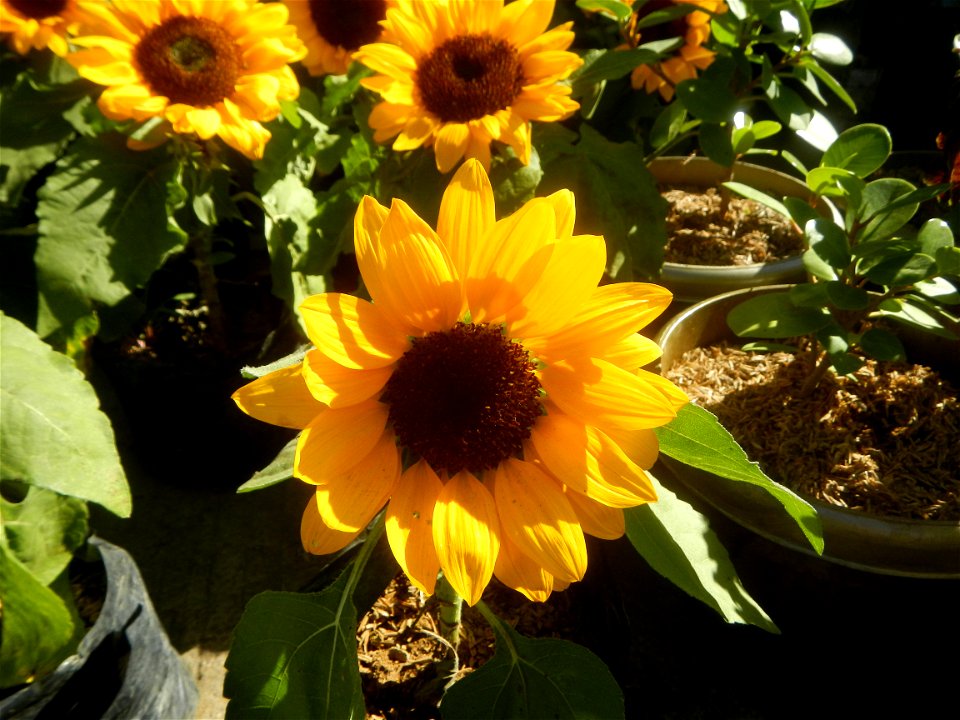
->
xmin=187 ymin=228 xmax=227 ymax=354
xmin=435 ymin=572 xmax=463 ymax=681
xmin=343 ymin=512 xmax=386 ymax=600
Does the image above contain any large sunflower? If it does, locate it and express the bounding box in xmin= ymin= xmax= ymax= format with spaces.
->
xmin=233 ymin=160 xmax=688 ymax=605
xmin=353 ymin=0 xmax=582 ymax=173
xmin=284 ymin=0 xmax=393 ymax=77
xmin=0 ymin=0 xmax=84 ymax=56
xmin=66 ymin=0 xmax=306 ymax=159
xmin=625 ymin=0 xmax=727 ymax=102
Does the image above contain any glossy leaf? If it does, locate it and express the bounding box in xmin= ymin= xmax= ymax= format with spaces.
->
xmin=936 ymin=246 xmax=960 ymax=276
xmin=0 ymin=313 xmax=130 ymax=517
xmin=825 ymin=282 xmax=870 ymax=310
xmin=655 ymin=404 xmax=823 ymax=553
xmin=789 ymin=283 xmax=830 ymax=307
xmin=623 ymin=479 xmax=778 ymax=632
xmin=723 ymin=181 xmax=790 ymax=218
xmin=763 ymin=74 xmax=812 ymax=132
xmin=224 ymin=570 xmax=365 ymax=720
xmin=0 ymin=543 xmax=76 ymax=687
xmin=859 ymin=178 xmax=917 ymax=242
xmin=440 ymin=618 xmax=625 ymax=719
xmin=573 ymin=48 xmax=662 ymax=86
xmin=727 ymin=292 xmax=831 ymax=338
xmin=873 ymin=297 xmax=958 ymax=339
xmin=859 ymin=328 xmax=906 ymax=361
xmin=821 ymin=124 xmax=891 ymax=178
xmin=917 ymin=218 xmax=955 ymax=256
xmin=914 ymin=277 xmax=960 ymax=305
xmin=863 ymin=253 xmax=937 ymax=287
xmin=576 ymin=0 xmax=634 ymax=21
xmin=809 ymin=33 xmax=853 ymax=65
xmin=806 ymin=217 xmax=850 ymax=267
xmin=806 ymin=166 xmax=859 ymax=198
xmin=803 ymin=60 xmax=857 ymax=113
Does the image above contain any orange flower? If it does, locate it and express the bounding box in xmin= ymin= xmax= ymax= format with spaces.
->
xmin=1 ymin=0 xmax=84 ymax=56
xmin=66 ymin=0 xmax=306 ymax=159
xmin=625 ymin=0 xmax=727 ymax=102
xmin=233 ymin=160 xmax=687 ymax=604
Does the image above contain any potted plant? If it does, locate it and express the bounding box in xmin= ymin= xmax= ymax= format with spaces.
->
xmin=655 ymin=124 xmax=960 ymax=576
xmin=0 ymin=312 xmax=198 ymax=717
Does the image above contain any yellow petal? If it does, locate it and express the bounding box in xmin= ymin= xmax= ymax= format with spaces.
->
xmin=522 ymin=50 xmax=582 ymax=84
xmin=603 ymin=427 xmax=660 ymax=470
xmin=541 ymin=189 xmax=575 ymax=238
xmin=541 ymin=357 xmax=682 ymax=431
xmin=636 ymin=368 xmax=691 ymax=414
xmin=498 ymin=0 xmax=554 ymax=48
xmin=433 ymin=471 xmax=500 ymax=606
xmin=434 ymin=122 xmax=470 ymax=173
xmin=301 ymin=495 xmax=362 ymax=555
xmin=493 ymin=459 xmax=587 ymax=583
xmin=295 ymin=401 xmax=389 ymax=483
xmin=354 ymin=42 xmax=417 ymax=82
xmin=600 ymin=334 xmax=664 ymax=370
xmin=314 ymin=433 xmax=400 ymax=532
xmin=436 ymin=159 xmax=495 ymax=281
xmin=563 ymin=487 xmax=625 ymax=540
xmin=506 ymin=234 xmax=606 ymax=339
xmin=386 ymin=460 xmax=443 ymax=595
xmin=301 ymin=348 xmax=393 ymax=409
xmin=528 ymin=411 xmax=658 ymax=508
xmin=493 ymin=533 xmax=553 ymax=603
xmin=300 ymin=293 xmax=410 ymax=370
xmin=525 ymin=283 xmax=672 ymax=361
xmin=231 ymin=363 xmax=319 ymax=429
xmin=362 ymin=199 xmax=463 ymax=332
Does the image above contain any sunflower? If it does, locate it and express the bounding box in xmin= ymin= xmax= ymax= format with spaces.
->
xmin=233 ymin=160 xmax=688 ymax=605
xmin=283 ymin=0 xmax=393 ymax=77
xmin=352 ymin=0 xmax=582 ymax=173
xmin=625 ymin=0 xmax=727 ymax=102
xmin=65 ymin=0 xmax=306 ymax=159
xmin=0 ymin=0 xmax=84 ymax=56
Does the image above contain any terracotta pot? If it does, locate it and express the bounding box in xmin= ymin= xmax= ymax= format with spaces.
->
xmin=649 ymin=157 xmax=840 ymax=305
xmin=655 ymin=285 xmax=960 ymax=578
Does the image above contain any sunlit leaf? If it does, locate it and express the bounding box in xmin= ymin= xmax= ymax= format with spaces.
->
xmin=237 ymin=438 xmax=297 ymax=493
xmin=809 ymin=33 xmax=853 ymax=65
xmin=727 ymin=292 xmax=832 ymax=338
xmin=0 ymin=313 xmax=130 ymax=516
xmin=822 ymin=124 xmax=891 ymax=178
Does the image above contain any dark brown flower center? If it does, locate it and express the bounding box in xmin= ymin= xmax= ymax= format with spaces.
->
xmin=134 ymin=15 xmax=241 ymax=107
xmin=8 ymin=0 xmax=67 ymax=20
xmin=381 ymin=323 xmax=543 ymax=475
xmin=308 ymin=0 xmax=387 ymax=50
xmin=416 ymin=33 xmax=524 ymax=123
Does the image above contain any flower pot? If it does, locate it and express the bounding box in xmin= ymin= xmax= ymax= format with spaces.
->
xmin=649 ymin=157 xmax=839 ymax=305
xmin=0 ymin=537 xmax=198 ymax=719
xmin=654 ymin=285 xmax=960 ymax=578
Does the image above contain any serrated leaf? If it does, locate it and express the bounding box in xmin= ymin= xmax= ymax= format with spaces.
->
xmin=0 ymin=313 xmax=130 ymax=516
xmin=34 ymin=136 xmax=187 ymax=340
xmin=623 ymin=478 xmax=778 ymax=632
xmin=237 ymin=437 xmax=297 ymax=493
xmin=440 ymin=619 xmax=625 ymax=719
xmin=655 ymin=404 xmax=823 ymax=553
xmin=1 ymin=483 xmax=88 ymax=585
xmin=224 ymin=570 xmax=365 ymax=720
xmin=0 ymin=543 xmax=77 ymax=687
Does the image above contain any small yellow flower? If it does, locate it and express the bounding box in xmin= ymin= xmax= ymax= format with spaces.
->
xmin=626 ymin=0 xmax=727 ymax=102
xmin=66 ymin=0 xmax=307 ymax=159
xmin=283 ymin=0 xmax=393 ymax=77
xmin=353 ymin=0 xmax=583 ymax=173
xmin=0 ymin=0 xmax=83 ymax=56
xmin=233 ymin=160 xmax=688 ymax=605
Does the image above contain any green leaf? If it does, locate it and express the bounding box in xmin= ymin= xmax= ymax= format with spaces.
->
xmin=789 ymin=283 xmax=829 ymax=307
xmin=576 ymin=0 xmax=634 ymax=21
xmin=727 ymin=292 xmax=831 ymax=338
xmin=864 ymin=253 xmax=937 ymax=287
xmin=0 ymin=313 xmax=130 ymax=516
xmin=809 ymin=32 xmax=853 ymax=65
xmin=699 ymin=122 xmax=735 ymax=166
xmin=237 ymin=438 xmax=297 ymax=493
xmin=859 ymin=327 xmax=906 ymax=361
xmin=917 ymin=218 xmax=955 ymax=256
xmin=806 ymin=166 xmax=861 ymax=199
xmin=649 ymin=101 xmax=689 ymax=151
xmin=723 ymin=181 xmax=790 ymax=218
xmin=873 ymin=297 xmax=958 ymax=339
xmin=572 ymin=48 xmax=662 ymax=86
xmin=859 ymin=178 xmax=918 ymax=242
xmin=763 ymin=74 xmax=813 ymax=132
xmin=34 ymin=136 xmax=187 ymax=340
xmin=440 ymin=616 xmax=625 ymax=719
xmin=806 ymin=216 xmax=850 ymax=267
xmin=674 ymin=58 xmax=738 ymax=122
xmin=821 ymin=124 xmax=891 ymax=178
xmin=1 ymin=483 xmax=88 ymax=586
xmin=825 ymin=282 xmax=870 ymax=310
xmin=224 ymin=570 xmax=365 ymax=720
xmin=914 ymin=277 xmax=960 ymax=305
xmin=936 ymin=246 xmax=960 ymax=276
xmin=655 ymin=404 xmax=823 ymax=553
xmin=623 ymin=479 xmax=777 ymax=631
xmin=0 ymin=543 xmax=77 ymax=688
xmin=802 ymin=60 xmax=857 ymax=113
xmin=828 ymin=351 xmax=864 ymax=375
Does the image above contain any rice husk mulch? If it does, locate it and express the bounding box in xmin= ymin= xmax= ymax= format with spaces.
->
xmin=664 ymin=343 xmax=960 ymax=520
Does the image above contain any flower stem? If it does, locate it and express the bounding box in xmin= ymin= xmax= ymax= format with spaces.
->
xmin=188 ymin=228 xmax=227 ymax=354
xmin=435 ymin=572 xmax=463 ymax=682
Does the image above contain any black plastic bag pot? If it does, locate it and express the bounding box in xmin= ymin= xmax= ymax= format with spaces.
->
xmin=0 ymin=536 xmax=198 ymax=719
